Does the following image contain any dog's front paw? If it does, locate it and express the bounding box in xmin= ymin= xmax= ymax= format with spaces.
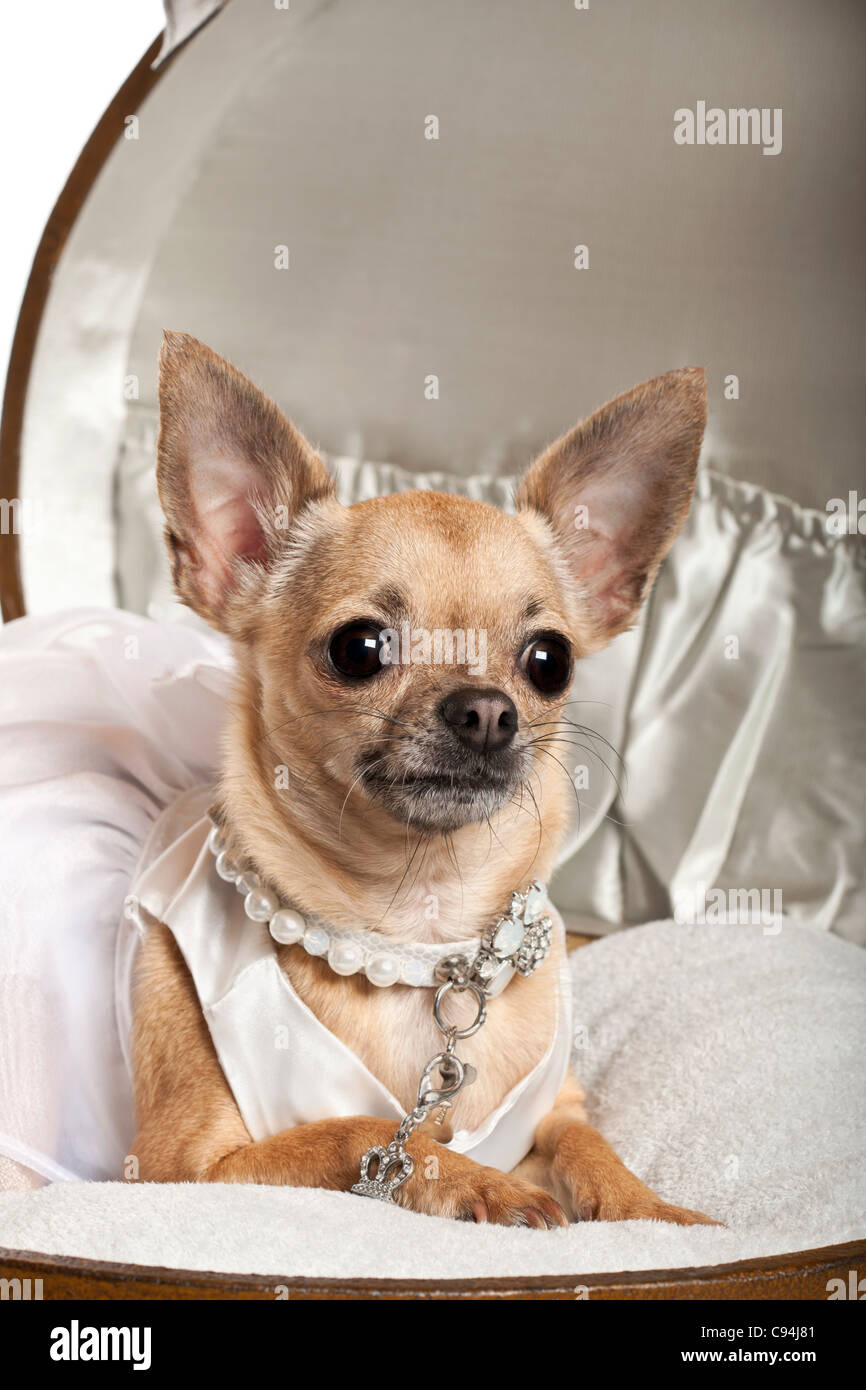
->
xmin=555 ymin=1156 xmax=720 ymax=1226
xmin=398 ymin=1150 xmax=568 ymax=1229
xmin=457 ymin=1169 xmax=569 ymax=1229
xmin=604 ymin=1193 xmax=721 ymax=1227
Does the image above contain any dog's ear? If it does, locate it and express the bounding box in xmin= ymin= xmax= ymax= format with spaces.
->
xmin=156 ymin=331 xmax=335 ymax=628
xmin=516 ymin=368 xmax=706 ymax=645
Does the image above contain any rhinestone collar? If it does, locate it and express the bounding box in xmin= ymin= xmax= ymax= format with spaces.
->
xmin=206 ymin=815 xmax=554 ymax=995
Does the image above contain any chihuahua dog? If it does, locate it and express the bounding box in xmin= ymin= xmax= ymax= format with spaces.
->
xmin=129 ymin=331 xmax=713 ymax=1228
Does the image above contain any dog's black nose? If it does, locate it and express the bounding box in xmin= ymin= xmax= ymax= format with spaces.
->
xmin=440 ymin=687 xmax=518 ymax=753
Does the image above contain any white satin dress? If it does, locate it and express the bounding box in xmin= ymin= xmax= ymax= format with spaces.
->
xmin=0 ymin=609 xmax=571 ymax=1184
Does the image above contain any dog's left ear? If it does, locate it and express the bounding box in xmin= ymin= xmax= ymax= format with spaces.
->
xmin=516 ymin=367 xmax=706 ymax=645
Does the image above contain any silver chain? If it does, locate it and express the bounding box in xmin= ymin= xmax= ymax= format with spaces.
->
xmin=349 ymin=884 xmax=553 ymax=1203
xmin=351 ymin=958 xmax=485 ymax=1201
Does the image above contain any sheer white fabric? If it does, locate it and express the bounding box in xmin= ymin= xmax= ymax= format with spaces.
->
xmin=0 ymin=611 xmax=232 ymax=1182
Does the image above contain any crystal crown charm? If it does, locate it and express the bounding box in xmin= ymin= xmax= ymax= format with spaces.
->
xmin=350 ymin=1144 xmax=415 ymax=1203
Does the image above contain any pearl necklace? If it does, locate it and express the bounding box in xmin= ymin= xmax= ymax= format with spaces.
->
xmin=206 ymin=816 xmax=554 ymax=993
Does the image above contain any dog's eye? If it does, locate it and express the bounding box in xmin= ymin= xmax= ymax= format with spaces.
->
xmin=328 ymin=622 xmax=385 ymax=679
xmin=521 ymin=635 xmax=573 ymax=696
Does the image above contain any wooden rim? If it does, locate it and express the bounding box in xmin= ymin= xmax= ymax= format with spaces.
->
xmin=1 ymin=1238 xmax=864 ymax=1301
xmin=0 ymin=34 xmax=168 ymax=623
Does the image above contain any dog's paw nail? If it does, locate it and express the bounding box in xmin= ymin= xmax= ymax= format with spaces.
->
xmin=469 ymin=1200 xmax=488 ymax=1224
xmin=577 ymin=1200 xmax=596 ymax=1222
xmin=522 ymin=1206 xmax=547 ymax=1230
xmin=539 ymin=1198 xmax=569 ymax=1228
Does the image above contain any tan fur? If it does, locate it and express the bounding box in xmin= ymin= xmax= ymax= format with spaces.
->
xmin=130 ymin=334 xmax=716 ymax=1227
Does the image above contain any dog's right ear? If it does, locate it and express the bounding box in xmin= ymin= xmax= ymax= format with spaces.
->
xmin=156 ymin=331 xmax=335 ymax=629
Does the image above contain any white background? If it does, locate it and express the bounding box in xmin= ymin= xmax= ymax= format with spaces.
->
xmin=0 ymin=1 xmax=164 ymax=391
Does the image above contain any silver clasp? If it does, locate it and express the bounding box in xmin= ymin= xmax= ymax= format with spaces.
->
xmin=417 ymin=1051 xmax=466 ymax=1109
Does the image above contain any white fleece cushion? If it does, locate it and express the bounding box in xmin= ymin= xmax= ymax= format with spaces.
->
xmin=0 ymin=921 xmax=862 ymax=1279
